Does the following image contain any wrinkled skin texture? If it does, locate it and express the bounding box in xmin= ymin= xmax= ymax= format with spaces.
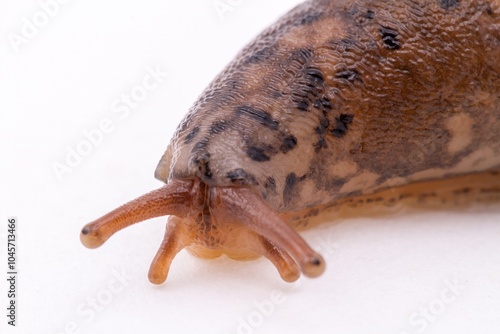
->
xmin=157 ymin=0 xmax=500 ymax=211
xmin=82 ymin=0 xmax=500 ymax=284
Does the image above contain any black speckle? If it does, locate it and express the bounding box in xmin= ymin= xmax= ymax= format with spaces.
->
xmin=340 ymin=113 xmax=354 ymax=124
xmin=314 ymin=113 xmax=330 ymax=151
xmin=305 ymin=67 xmax=324 ymax=83
xmin=364 ymin=10 xmax=375 ymax=19
xmin=380 ymin=26 xmax=401 ymax=50
xmin=297 ymin=11 xmax=323 ymax=25
xmin=264 ymin=177 xmax=277 ymax=194
xmin=321 ymin=96 xmax=333 ymax=110
xmin=246 ymin=46 xmax=274 ymax=64
xmin=184 ymin=126 xmax=200 ymax=144
xmin=291 ymin=65 xmax=326 ymax=113
xmin=351 ymin=7 xmax=376 ymax=26
xmin=332 ymin=119 xmax=347 ymax=138
xmin=346 ymin=190 xmax=363 ymax=198
xmin=296 ymin=100 xmax=309 ymax=112
xmin=285 ymin=173 xmax=298 ymax=187
xmin=235 ymin=106 xmax=279 ymax=130
xmin=331 ymin=113 xmax=354 ymax=138
xmin=335 ymin=69 xmax=362 ymax=83
xmin=192 ymin=138 xmax=208 ymax=152
xmin=439 ymin=0 xmax=459 ymax=9
xmin=307 ymin=208 xmax=319 ymax=217
xmin=315 ymin=137 xmax=328 ymax=150
xmin=192 ymin=138 xmax=209 ymax=151
xmin=283 ymin=173 xmax=306 ymax=206
xmin=246 ymin=146 xmax=271 ymax=162
xmin=210 ymin=120 xmax=228 ymax=135
xmin=293 ymin=48 xmax=313 ymax=62
xmin=332 ymin=178 xmax=347 ymax=188
xmin=192 ymin=152 xmax=212 ymax=179
xmin=226 ymin=79 xmax=243 ymax=91
xmin=226 ymin=168 xmax=258 ymax=185
xmin=281 ymin=135 xmax=298 ymax=153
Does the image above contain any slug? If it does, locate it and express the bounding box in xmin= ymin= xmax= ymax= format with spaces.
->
xmin=81 ymin=0 xmax=500 ymax=284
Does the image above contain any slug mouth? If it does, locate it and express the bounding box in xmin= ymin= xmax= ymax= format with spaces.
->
xmin=80 ymin=179 xmax=325 ymax=284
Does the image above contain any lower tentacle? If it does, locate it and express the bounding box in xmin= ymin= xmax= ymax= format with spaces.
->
xmin=148 ymin=216 xmax=188 ymax=285
xmin=214 ymin=187 xmax=326 ymax=278
xmin=258 ymin=236 xmax=301 ymax=282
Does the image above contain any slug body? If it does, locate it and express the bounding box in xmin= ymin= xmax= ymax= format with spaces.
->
xmin=81 ymin=0 xmax=500 ymax=284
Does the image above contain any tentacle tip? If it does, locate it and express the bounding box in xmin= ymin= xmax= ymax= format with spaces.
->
xmin=148 ymin=270 xmax=168 ymax=285
xmin=301 ymin=254 xmax=326 ymax=278
xmin=148 ymin=275 xmax=166 ymax=285
xmin=80 ymin=224 xmax=105 ymax=249
xmin=281 ymin=271 xmax=301 ymax=283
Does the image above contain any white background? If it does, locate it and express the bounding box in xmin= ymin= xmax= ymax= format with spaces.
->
xmin=1 ymin=1 xmax=500 ymax=333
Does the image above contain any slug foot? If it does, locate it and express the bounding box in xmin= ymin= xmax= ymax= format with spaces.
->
xmin=80 ymin=179 xmax=325 ymax=284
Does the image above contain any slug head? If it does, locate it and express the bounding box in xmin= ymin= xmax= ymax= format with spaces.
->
xmin=80 ymin=179 xmax=325 ymax=284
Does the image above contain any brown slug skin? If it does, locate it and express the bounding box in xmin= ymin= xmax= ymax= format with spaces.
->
xmin=82 ymin=0 xmax=500 ymax=284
